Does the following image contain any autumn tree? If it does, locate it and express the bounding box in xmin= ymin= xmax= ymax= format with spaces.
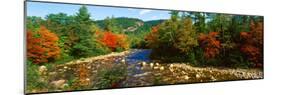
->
xmin=174 ymin=17 xmax=198 ymax=54
xmin=27 ymin=26 xmax=61 ymax=64
xmin=116 ymin=34 xmax=130 ymax=50
xmin=96 ymin=31 xmax=129 ymax=51
xmin=198 ymin=32 xmax=221 ymax=59
xmin=154 ymin=11 xmax=180 ymax=51
xmin=99 ymin=31 xmax=118 ymax=50
xmin=146 ymin=11 xmax=199 ymax=61
xmin=240 ymin=21 xmax=263 ymax=67
xmin=145 ymin=26 xmax=159 ymax=49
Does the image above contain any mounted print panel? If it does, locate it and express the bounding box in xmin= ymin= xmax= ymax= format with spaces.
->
xmin=25 ymin=1 xmax=263 ymax=94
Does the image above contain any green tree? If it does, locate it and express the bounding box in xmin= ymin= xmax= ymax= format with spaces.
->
xmin=70 ymin=6 xmax=102 ymax=57
xmin=45 ymin=13 xmax=75 ymax=36
xmin=26 ymin=16 xmax=44 ymax=31
xmin=147 ymin=11 xmax=199 ymax=61
xmin=185 ymin=12 xmax=208 ymax=33
xmin=174 ymin=17 xmax=198 ymax=54
xmin=104 ymin=16 xmax=122 ymax=33
xmin=75 ymin=6 xmax=91 ymax=24
xmin=170 ymin=11 xmax=179 ymax=22
xmin=45 ymin=13 xmax=76 ymax=55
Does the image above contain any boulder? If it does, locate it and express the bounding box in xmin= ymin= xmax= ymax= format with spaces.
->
xmin=51 ymin=79 xmax=66 ymax=89
xmin=38 ymin=66 xmax=47 ymax=75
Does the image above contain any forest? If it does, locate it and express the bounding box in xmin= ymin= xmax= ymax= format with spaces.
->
xmin=26 ymin=5 xmax=263 ymax=93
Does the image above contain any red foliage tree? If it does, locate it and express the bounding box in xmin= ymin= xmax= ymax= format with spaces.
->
xmin=27 ymin=26 xmax=61 ymax=64
xmin=240 ymin=21 xmax=263 ymax=67
xmin=99 ymin=31 xmax=118 ymax=50
xmin=198 ymin=32 xmax=221 ymax=59
xmin=96 ymin=31 xmax=129 ymax=51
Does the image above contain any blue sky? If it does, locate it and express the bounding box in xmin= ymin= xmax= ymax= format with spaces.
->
xmin=26 ymin=2 xmax=171 ymax=21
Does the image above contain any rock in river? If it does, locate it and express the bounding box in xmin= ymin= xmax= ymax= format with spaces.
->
xmin=184 ymin=75 xmax=190 ymax=80
xmin=38 ymin=66 xmax=47 ymax=75
xmin=141 ymin=62 xmax=146 ymax=66
xmin=196 ymin=74 xmax=201 ymax=78
xmin=160 ymin=66 xmax=165 ymax=71
xmin=150 ymin=63 xmax=154 ymax=68
xmin=121 ymin=59 xmax=126 ymax=63
xmin=51 ymin=79 xmax=66 ymax=89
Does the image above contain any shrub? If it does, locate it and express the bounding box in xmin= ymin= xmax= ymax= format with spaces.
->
xmin=26 ymin=60 xmax=50 ymax=93
xmin=94 ymin=64 xmax=127 ymax=89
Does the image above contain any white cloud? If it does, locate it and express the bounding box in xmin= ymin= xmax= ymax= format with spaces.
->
xmin=139 ymin=10 xmax=153 ymax=15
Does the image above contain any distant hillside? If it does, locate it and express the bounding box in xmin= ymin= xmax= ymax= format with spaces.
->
xmin=95 ymin=17 xmax=143 ymax=29
xmin=144 ymin=19 xmax=166 ymax=27
xmin=95 ymin=17 xmax=165 ymax=32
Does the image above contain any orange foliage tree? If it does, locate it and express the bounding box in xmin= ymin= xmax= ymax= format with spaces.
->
xmin=27 ymin=26 xmax=61 ymax=64
xmin=145 ymin=26 xmax=159 ymax=48
xmin=240 ymin=21 xmax=263 ymax=67
xmin=96 ymin=31 xmax=129 ymax=51
xmin=198 ymin=32 xmax=221 ymax=59
xmin=116 ymin=34 xmax=130 ymax=50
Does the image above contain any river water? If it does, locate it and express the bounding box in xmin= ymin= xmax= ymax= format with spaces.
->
xmin=125 ymin=49 xmax=153 ymax=76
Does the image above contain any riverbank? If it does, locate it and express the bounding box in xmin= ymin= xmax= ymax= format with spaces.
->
xmin=31 ymin=49 xmax=263 ymax=93
xmin=62 ymin=50 xmax=129 ymax=65
xmin=120 ymin=62 xmax=263 ymax=87
xmin=58 ymin=49 xmax=263 ymax=87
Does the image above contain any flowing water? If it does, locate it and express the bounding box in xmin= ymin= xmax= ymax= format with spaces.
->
xmin=125 ymin=49 xmax=152 ymax=76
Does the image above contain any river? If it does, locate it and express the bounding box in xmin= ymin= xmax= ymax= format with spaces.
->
xmin=46 ymin=49 xmax=263 ymax=91
xmin=125 ymin=49 xmax=153 ymax=76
